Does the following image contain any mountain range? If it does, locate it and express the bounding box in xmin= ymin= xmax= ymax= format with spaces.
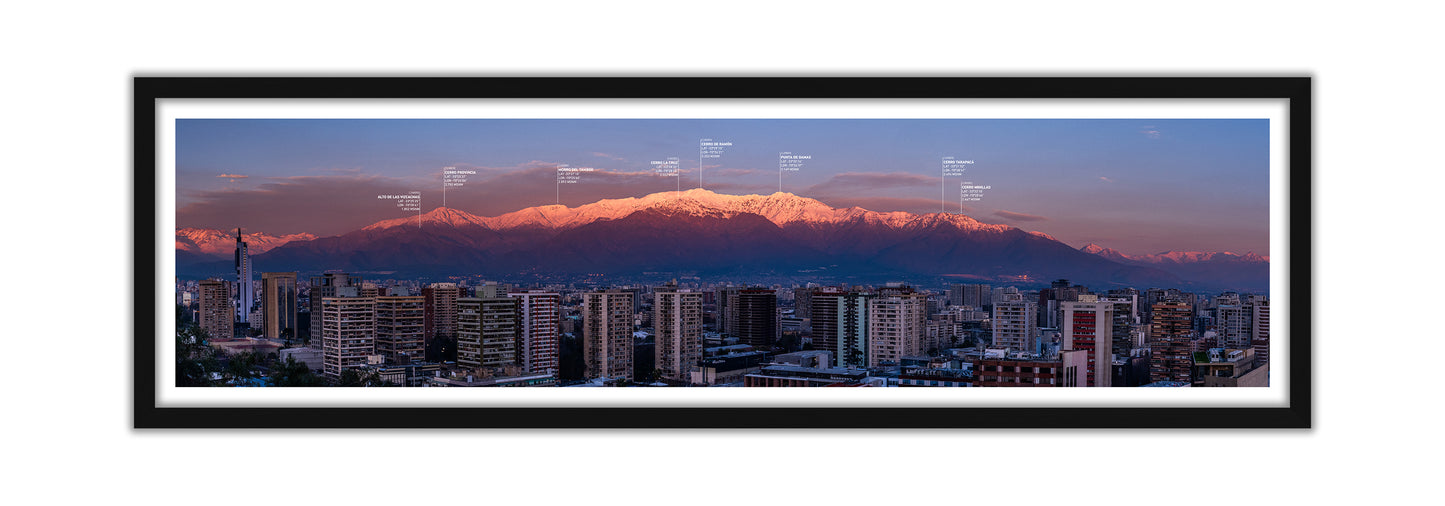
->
xmin=176 ymin=228 xmax=318 ymax=257
xmin=1078 ymin=243 xmax=1269 ymax=292
xmin=176 ymin=189 xmax=1267 ymax=291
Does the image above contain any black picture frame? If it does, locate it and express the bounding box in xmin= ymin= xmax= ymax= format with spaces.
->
xmin=135 ymin=76 xmax=1311 ymax=429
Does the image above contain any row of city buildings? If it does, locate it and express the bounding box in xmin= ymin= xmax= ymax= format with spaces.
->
xmin=185 ymin=270 xmax=1268 ymax=388
xmin=180 ymin=227 xmax=1268 ymax=387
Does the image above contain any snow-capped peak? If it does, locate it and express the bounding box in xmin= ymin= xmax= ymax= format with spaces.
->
xmin=1078 ymin=245 xmax=1270 ymax=264
xmin=361 ymin=189 xmax=1021 ymax=235
xmin=362 ymin=207 xmax=492 ymax=230
xmin=175 ymin=227 xmax=317 ymax=256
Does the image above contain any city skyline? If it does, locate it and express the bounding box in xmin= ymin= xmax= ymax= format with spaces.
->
xmin=175 ymin=118 xmax=1270 ymax=256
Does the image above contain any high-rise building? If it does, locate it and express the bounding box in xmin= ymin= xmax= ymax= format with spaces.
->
xmin=654 ymin=283 xmax=703 ymax=382
xmin=1038 ymin=279 xmax=1089 ymax=328
xmin=1142 ymin=288 xmax=1190 ymax=323
xmin=375 ymin=293 xmax=425 ymax=363
xmin=993 ymin=300 xmax=1039 ymax=353
xmin=233 ymin=228 xmax=253 ymax=324
xmin=260 ymin=272 xmax=297 ymax=340
xmin=867 ymin=291 xmax=927 ymax=368
xmin=198 ymin=279 xmax=233 ymax=340
xmin=321 ymin=297 xmax=376 ymax=379
xmin=1062 ymin=298 xmax=1114 ymax=387
xmin=1250 ymin=296 xmax=1270 ymax=366
xmin=1150 ymin=300 xmax=1195 ymax=383
xmin=309 ymin=273 xmax=361 ymax=341
xmin=716 ymin=286 xmax=742 ymax=335
xmin=457 ymin=297 xmax=521 ymax=369
xmin=793 ymin=287 xmax=815 ymax=320
xmin=993 ymin=286 xmax=1022 ymax=306
xmin=837 ymin=292 xmax=872 ymax=368
xmin=1216 ymin=301 xmax=1253 ymax=349
xmin=422 ymin=282 xmax=461 ymax=346
xmin=810 ymin=288 xmax=844 ymax=365
xmin=1099 ymin=294 xmax=1138 ymax=357
xmin=949 ymin=283 xmax=993 ymax=309
xmin=510 ymin=290 xmax=561 ymax=376
xmin=583 ymin=290 xmax=634 ymax=381
xmin=735 ymin=289 xmax=778 ymax=348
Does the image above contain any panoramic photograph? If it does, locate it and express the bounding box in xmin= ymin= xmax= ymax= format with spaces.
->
xmin=172 ymin=117 xmax=1271 ymax=388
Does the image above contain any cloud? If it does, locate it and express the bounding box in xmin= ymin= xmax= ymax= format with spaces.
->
xmin=590 ymin=152 xmax=627 ymax=162
xmin=993 ymin=210 xmax=1049 ymax=222
xmin=805 ymin=172 xmax=937 ymax=195
xmin=217 ymin=173 xmax=248 ymax=182
xmin=1099 ymin=176 xmax=1114 ymax=183
xmin=1140 ymin=127 xmax=1161 ymax=139
xmin=179 ymin=173 xmax=426 ymax=236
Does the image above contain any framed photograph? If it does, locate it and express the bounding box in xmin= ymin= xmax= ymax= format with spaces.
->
xmin=136 ymin=76 xmax=1310 ymax=428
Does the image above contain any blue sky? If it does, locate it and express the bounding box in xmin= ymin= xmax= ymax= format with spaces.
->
xmin=176 ymin=118 xmax=1270 ymax=255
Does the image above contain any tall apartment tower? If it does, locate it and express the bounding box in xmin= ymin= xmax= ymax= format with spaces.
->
xmin=1062 ymin=297 xmax=1114 ymax=387
xmin=1216 ymin=302 xmax=1253 ymax=349
xmin=198 ymin=278 xmax=234 ymax=340
xmin=867 ymin=292 xmax=927 ymax=368
xmin=457 ymin=297 xmax=521 ymax=369
xmin=320 ymin=297 xmax=376 ymax=379
xmin=583 ymin=290 xmax=635 ymax=382
xmin=1249 ymin=296 xmax=1270 ymax=366
xmin=949 ymin=283 xmax=993 ymax=309
xmin=510 ymin=291 xmax=561 ymax=375
xmin=260 ymin=272 xmax=298 ymax=339
xmin=735 ymin=289 xmax=779 ymax=348
xmin=993 ymin=300 xmax=1039 ymax=353
xmin=948 ymin=284 xmax=966 ymax=306
xmin=422 ymin=282 xmax=461 ymax=346
xmin=375 ymin=292 xmax=425 ymax=363
xmin=308 ymin=273 xmax=361 ymax=341
xmin=838 ymin=292 xmax=872 ymax=368
xmin=1097 ymin=294 xmax=1138 ymax=357
xmin=716 ymin=286 xmax=741 ymax=335
xmin=810 ymin=288 xmax=844 ymax=364
xmin=793 ymin=287 xmax=815 ymax=320
xmin=233 ymin=228 xmax=254 ymax=324
xmin=965 ymin=284 xmax=993 ymax=309
xmin=1149 ymin=300 xmax=1195 ymax=383
xmin=654 ymin=283 xmax=703 ymax=382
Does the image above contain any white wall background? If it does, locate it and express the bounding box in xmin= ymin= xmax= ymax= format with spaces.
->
xmin=2 ymin=2 xmax=1435 ymax=504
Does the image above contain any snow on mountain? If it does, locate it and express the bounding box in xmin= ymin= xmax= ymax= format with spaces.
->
xmin=175 ymin=228 xmax=318 ymax=257
xmin=1077 ymin=243 xmax=1268 ymax=264
xmin=362 ymin=188 xmax=1018 ymax=234
xmin=362 ymin=207 xmax=493 ymax=231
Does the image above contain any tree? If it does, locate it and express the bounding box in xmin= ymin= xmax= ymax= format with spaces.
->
xmin=268 ymin=355 xmax=324 ymax=387
xmin=337 ymin=368 xmax=393 ymax=387
xmin=225 ymin=351 xmax=260 ymax=385
xmin=176 ymin=324 xmax=221 ymax=387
